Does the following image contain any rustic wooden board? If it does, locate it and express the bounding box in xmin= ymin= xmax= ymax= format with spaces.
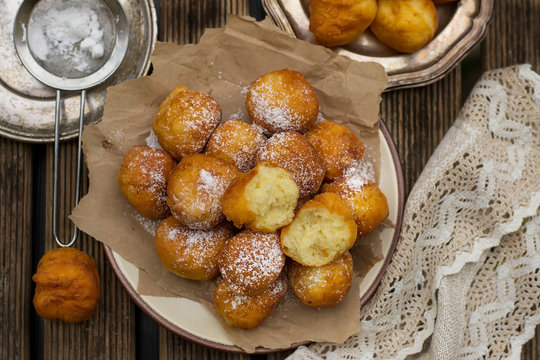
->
xmin=41 ymin=140 xmax=136 ymax=360
xmin=0 ymin=138 xmax=33 ymax=360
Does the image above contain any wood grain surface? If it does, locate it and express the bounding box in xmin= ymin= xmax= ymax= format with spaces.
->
xmin=0 ymin=0 xmax=538 ymax=359
xmin=41 ymin=140 xmax=136 ymax=360
xmin=0 ymin=138 xmax=32 ymax=360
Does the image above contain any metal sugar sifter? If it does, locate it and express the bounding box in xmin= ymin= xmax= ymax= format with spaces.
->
xmin=13 ymin=0 xmax=129 ymax=247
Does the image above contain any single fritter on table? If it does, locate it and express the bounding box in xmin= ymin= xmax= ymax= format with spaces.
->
xmin=167 ymin=153 xmax=241 ymax=230
xmin=308 ymin=0 xmax=378 ymax=47
xmin=222 ymin=161 xmax=299 ymax=233
xmin=154 ymin=217 xmax=234 ymax=280
xmin=245 ymin=69 xmax=319 ymax=134
xmin=33 ymin=247 xmax=100 ymax=323
xmin=117 ymin=146 xmax=177 ymax=219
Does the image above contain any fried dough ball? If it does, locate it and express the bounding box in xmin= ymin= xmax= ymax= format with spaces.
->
xmin=154 ymin=217 xmax=234 ymax=280
xmin=222 ymin=162 xmax=299 ymax=232
xmin=153 ymin=86 xmax=222 ymax=159
xmin=219 ymin=230 xmax=286 ymax=295
xmin=288 ymin=251 xmax=353 ymax=307
xmin=322 ymin=175 xmax=388 ymax=238
xmin=305 ymin=119 xmax=365 ymax=181
xmin=257 ymin=131 xmax=325 ymax=198
xmin=117 ymin=146 xmax=177 ymax=219
xmin=167 ymin=154 xmax=241 ymax=230
xmin=33 ymin=248 xmax=100 ymax=323
xmin=280 ymin=193 xmax=357 ymax=266
xmin=204 ymin=119 xmax=267 ymax=172
xmin=308 ymin=0 xmax=378 ymax=47
xmin=245 ymin=70 xmax=319 ymax=134
xmin=214 ymin=273 xmax=288 ymax=329
xmin=370 ymin=0 xmax=438 ymax=53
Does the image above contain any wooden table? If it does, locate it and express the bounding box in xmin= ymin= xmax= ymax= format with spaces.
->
xmin=1 ymin=1 xmax=538 ymax=359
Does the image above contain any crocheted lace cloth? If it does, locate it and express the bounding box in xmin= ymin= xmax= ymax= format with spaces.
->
xmin=289 ymin=65 xmax=540 ymax=360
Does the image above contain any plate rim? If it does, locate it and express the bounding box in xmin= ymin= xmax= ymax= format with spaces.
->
xmin=103 ymin=119 xmax=406 ymax=354
xmin=262 ymin=0 xmax=494 ymax=91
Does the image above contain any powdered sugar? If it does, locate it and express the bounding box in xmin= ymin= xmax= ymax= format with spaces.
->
xmin=342 ymin=157 xmax=375 ymax=189
xmin=248 ymin=82 xmax=300 ymax=132
xmin=26 ymin=0 xmax=114 ymax=77
xmin=204 ymin=120 xmax=266 ymax=172
xmin=156 ymin=218 xmax=233 ymax=276
xmin=220 ymin=231 xmax=286 ymax=294
xmin=145 ymin=130 xmax=163 ymax=150
xmin=245 ymin=71 xmax=318 ymax=133
xmin=198 ymin=169 xmax=219 ymax=192
xmin=257 ymin=131 xmax=324 ymax=197
xmin=133 ymin=212 xmax=160 ymax=235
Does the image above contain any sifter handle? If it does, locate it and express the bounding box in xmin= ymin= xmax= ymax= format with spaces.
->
xmin=53 ymin=89 xmax=85 ymax=247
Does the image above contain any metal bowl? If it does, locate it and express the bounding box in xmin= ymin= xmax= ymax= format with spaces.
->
xmin=262 ymin=0 xmax=493 ymax=90
xmin=0 ymin=0 xmax=157 ymax=142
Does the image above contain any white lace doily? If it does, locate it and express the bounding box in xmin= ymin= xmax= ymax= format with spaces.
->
xmin=288 ymin=65 xmax=540 ymax=360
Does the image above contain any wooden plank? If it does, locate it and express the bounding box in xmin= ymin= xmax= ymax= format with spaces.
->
xmin=160 ymin=330 xmax=252 ymax=360
xmin=41 ymin=140 xmax=136 ymax=360
xmin=160 ymin=0 xmax=250 ymax=45
xmin=483 ymin=0 xmax=540 ymax=72
xmin=0 ymin=138 xmax=33 ymax=360
xmin=382 ymin=69 xmax=461 ymax=193
xmin=158 ymin=0 xmax=254 ymax=359
xmin=522 ymin=325 xmax=538 ymax=360
xmin=482 ymin=2 xmax=540 ymax=359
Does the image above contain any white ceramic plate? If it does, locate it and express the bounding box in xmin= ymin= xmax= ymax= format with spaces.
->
xmin=105 ymin=120 xmax=405 ymax=353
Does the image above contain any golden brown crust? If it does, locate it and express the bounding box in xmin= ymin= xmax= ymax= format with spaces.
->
xmin=117 ymin=146 xmax=177 ymax=219
xmin=153 ymin=86 xmax=222 ymax=159
xmin=370 ymin=0 xmax=438 ymax=53
xmin=280 ymin=192 xmax=357 ymax=266
xmin=308 ymin=0 xmax=378 ymax=47
xmin=218 ymin=230 xmax=286 ymax=295
xmin=204 ymin=119 xmax=267 ymax=172
xmin=154 ymin=217 xmax=234 ymax=280
xmin=257 ymin=131 xmax=325 ymax=198
xmin=32 ymin=248 xmax=100 ymax=323
xmin=167 ymin=154 xmax=241 ymax=230
xmin=214 ymin=273 xmax=288 ymax=329
xmin=222 ymin=161 xmax=299 ymax=232
xmin=221 ymin=165 xmax=260 ymax=229
xmin=305 ymin=119 xmax=365 ymax=181
xmin=245 ymin=70 xmax=319 ymax=134
xmin=322 ymin=176 xmax=389 ymax=238
xmin=288 ymin=251 xmax=353 ymax=307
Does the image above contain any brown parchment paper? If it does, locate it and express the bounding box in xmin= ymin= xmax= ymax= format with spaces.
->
xmin=71 ymin=16 xmax=388 ymax=353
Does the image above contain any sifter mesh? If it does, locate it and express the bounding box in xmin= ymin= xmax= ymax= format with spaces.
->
xmin=26 ymin=0 xmax=116 ymax=79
